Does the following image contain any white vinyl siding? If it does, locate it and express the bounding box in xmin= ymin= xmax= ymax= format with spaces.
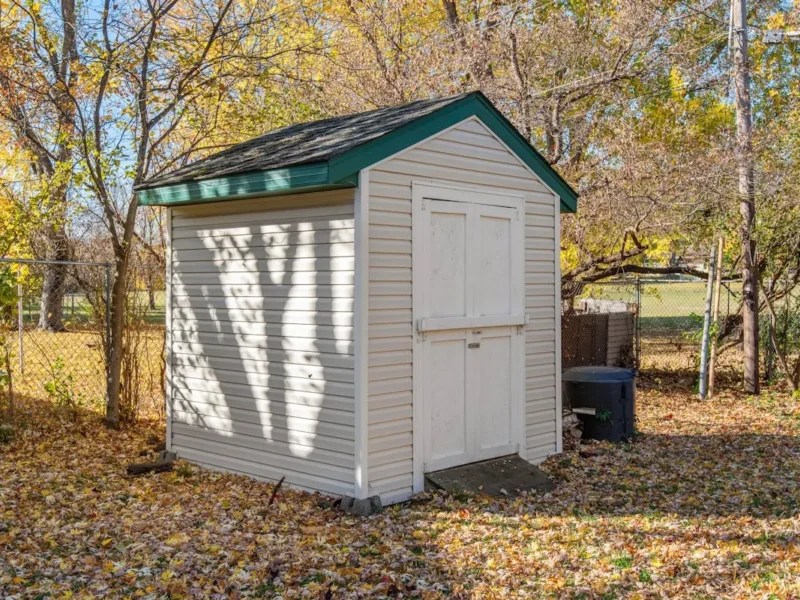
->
xmin=366 ymin=118 xmax=559 ymax=503
xmin=169 ymin=190 xmax=357 ymax=496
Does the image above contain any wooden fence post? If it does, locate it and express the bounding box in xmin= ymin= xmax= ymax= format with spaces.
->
xmin=708 ymin=237 xmax=724 ymax=397
xmin=699 ymin=244 xmax=718 ymax=399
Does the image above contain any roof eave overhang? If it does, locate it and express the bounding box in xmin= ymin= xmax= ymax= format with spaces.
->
xmin=136 ymin=162 xmax=357 ymax=207
xmin=137 ymin=92 xmax=578 ymax=212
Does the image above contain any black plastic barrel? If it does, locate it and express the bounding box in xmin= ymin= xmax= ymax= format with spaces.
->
xmin=562 ymin=366 xmax=636 ymax=442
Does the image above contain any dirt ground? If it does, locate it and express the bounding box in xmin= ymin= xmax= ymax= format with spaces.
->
xmin=1 ymin=377 xmax=799 ymax=599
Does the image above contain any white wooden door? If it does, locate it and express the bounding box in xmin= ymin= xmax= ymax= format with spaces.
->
xmin=414 ymin=185 xmax=524 ymax=474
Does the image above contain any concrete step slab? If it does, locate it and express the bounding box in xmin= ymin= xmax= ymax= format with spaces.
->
xmin=425 ymin=455 xmax=554 ymax=498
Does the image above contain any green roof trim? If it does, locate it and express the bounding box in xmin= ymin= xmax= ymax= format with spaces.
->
xmin=328 ymin=93 xmax=578 ymax=212
xmin=136 ymin=162 xmax=349 ymax=206
xmin=136 ymin=92 xmax=577 ymax=212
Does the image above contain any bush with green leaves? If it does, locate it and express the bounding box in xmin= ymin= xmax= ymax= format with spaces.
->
xmin=43 ymin=356 xmax=88 ymax=416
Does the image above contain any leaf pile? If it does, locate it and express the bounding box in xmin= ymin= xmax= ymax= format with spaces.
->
xmin=1 ymin=382 xmax=799 ymax=599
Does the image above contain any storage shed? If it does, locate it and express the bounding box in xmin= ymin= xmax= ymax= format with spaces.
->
xmin=136 ymin=91 xmax=578 ymax=505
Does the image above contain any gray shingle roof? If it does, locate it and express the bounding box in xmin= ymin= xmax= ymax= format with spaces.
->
xmin=137 ymin=93 xmax=470 ymax=190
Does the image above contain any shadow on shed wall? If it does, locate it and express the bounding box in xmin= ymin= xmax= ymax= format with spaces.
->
xmin=169 ymin=199 xmax=356 ymax=495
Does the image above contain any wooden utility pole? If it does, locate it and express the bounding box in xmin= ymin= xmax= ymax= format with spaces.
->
xmin=732 ymin=0 xmax=759 ymax=394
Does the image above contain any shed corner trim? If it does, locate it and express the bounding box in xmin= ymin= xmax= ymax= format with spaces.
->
xmin=352 ymin=168 xmax=370 ymax=499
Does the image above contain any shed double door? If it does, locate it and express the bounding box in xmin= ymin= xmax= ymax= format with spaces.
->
xmin=414 ymin=186 xmax=525 ymax=473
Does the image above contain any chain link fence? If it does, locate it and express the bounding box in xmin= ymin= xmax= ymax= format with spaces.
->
xmin=118 ymin=265 xmax=167 ymax=420
xmin=0 ymin=259 xmax=166 ymax=420
xmin=635 ymin=279 xmax=739 ymax=374
xmin=2 ymin=258 xmax=798 ymax=419
xmin=763 ymin=285 xmax=800 ymax=386
xmin=1 ymin=259 xmax=110 ymax=412
xmin=563 ymin=277 xmax=800 ymax=386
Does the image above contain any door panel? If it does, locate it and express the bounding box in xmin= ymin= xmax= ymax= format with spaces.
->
xmin=428 ymin=202 xmax=469 ymax=318
xmin=477 ymin=212 xmax=513 ymax=316
xmin=424 ymin=331 xmax=469 ymax=471
xmin=474 ymin=331 xmax=515 ymax=459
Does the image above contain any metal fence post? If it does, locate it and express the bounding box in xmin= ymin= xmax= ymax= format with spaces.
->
xmin=766 ymin=309 xmax=775 ymax=382
xmin=17 ymin=266 xmax=23 ymax=375
xmin=635 ymin=277 xmax=642 ymax=370
xmin=105 ymin=264 xmax=112 ymax=378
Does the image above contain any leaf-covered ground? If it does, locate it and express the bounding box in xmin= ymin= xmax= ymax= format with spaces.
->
xmin=2 ymin=379 xmax=799 ymax=600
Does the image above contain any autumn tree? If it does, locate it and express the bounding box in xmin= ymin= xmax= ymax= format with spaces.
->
xmin=1 ymin=0 xmax=323 ymax=426
xmin=0 ymin=0 xmax=80 ymax=331
xmin=309 ymin=0 xmax=795 ymax=288
xmin=3 ymin=0 xmax=799 ymax=416
xmin=302 ymin=0 xmax=800 ymax=389
xmin=306 ymin=0 xmax=742 ymax=284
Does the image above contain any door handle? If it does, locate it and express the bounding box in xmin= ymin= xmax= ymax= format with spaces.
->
xmin=468 ymin=342 xmax=480 ymax=349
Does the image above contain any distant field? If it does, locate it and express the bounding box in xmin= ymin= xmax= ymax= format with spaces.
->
xmin=579 ymin=281 xmax=739 ymax=334
xmin=19 ymin=290 xmax=167 ymax=326
xmin=575 ymin=280 xmax=751 ymax=372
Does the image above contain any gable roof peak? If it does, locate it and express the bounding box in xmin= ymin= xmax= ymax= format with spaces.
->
xmin=136 ymin=90 xmax=577 ymax=212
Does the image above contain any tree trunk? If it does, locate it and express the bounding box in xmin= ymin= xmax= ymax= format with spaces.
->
xmin=33 ymin=0 xmax=78 ymax=333
xmin=105 ymin=252 xmax=129 ymax=429
xmin=148 ymin=285 xmax=156 ymax=310
xmin=733 ymin=0 xmax=759 ymax=394
xmin=37 ymin=226 xmax=70 ymax=332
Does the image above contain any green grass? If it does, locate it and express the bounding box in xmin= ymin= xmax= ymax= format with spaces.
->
xmin=579 ymin=281 xmax=738 ymax=334
xmin=611 ymin=555 xmax=633 ymax=569
xmin=582 ymin=282 xmax=720 ymax=317
xmin=20 ymin=291 xmax=166 ymax=326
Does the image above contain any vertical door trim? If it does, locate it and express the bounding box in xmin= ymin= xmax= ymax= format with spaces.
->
xmin=353 ymin=170 xmax=370 ymax=498
xmin=411 ymin=184 xmax=426 ymax=493
xmin=412 ymin=182 xmax=526 ymax=494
